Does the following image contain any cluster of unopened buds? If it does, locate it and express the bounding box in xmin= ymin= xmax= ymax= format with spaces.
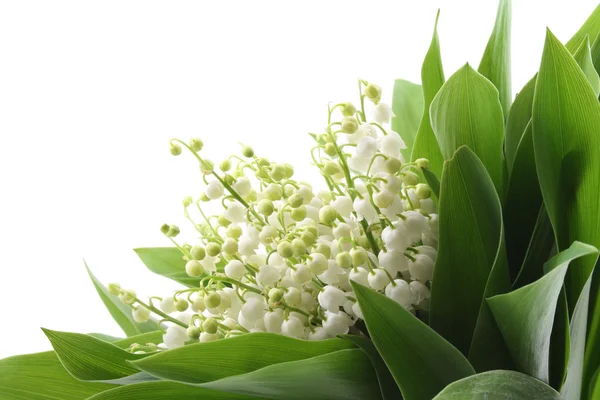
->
xmin=109 ymin=80 xmax=439 ymax=351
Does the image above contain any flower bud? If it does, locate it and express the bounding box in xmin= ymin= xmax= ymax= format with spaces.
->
xmin=364 ymin=83 xmax=382 ymax=103
xmin=268 ymin=288 xmax=284 ymax=304
xmin=291 ymin=205 xmax=307 ymax=221
xmin=222 ymin=238 xmax=238 ymax=255
xmin=282 ymin=163 xmax=294 ymax=178
xmin=308 ymin=253 xmax=328 ymax=275
xmin=190 ymin=138 xmax=204 ymax=152
xmin=277 ymin=240 xmax=293 ymax=258
xmin=185 ymin=260 xmax=205 ymax=277
xmin=263 ymin=183 xmax=283 ymax=201
xmin=241 ymin=145 xmax=254 ymax=158
xmin=160 ymin=223 xmax=170 ymax=235
xmin=220 ymin=159 xmax=232 ymax=172
xmin=292 ymin=238 xmax=307 ymax=256
xmin=218 ymin=215 xmax=231 ymax=227
xmin=374 ymin=190 xmax=394 ymax=208
xmin=182 ymin=196 xmax=193 ymax=207
xmin=341 ymin=102 xmax=357 ymax=116
xmin=415 ymin=183 xmax=431 ymax=200
xmin=402 ymin=171 xmax=419 ymax=186
xmin=324 ymin=143 xmax=337 ymax=156
xmin=200 ymin=332 xmax=219 ymax=342
xmin=384 ymin=157 xmax=402 ymax=174
xmin=319 ymin=205 xmax=337 ymax=225
xmin=341 ymin=116 xmax=359 ymax=134
xmin=284 ymin=287 xmax=302 ymax=307
xmin=170 ymin=143 xmax=182 ymax=156
xmin=314 ymin=242 xmax=331 ymax=258
xmin=205 ymin=292 xmax=221 ymax=309
xmin=200 ymin=159 xmax=214 ymax=174
xmin=206 ymin=242 xmax=221 ymax=257
xmin=258 ymin=199 xmax=275 ymax=216
xmin=202 ymin=317 xmax=219 ymax=334
xmin=187 ymin=326 xmax=201 ymax=339
xmin=301 ymin=230 xmax=316 ymax=246
xmin=190 ymin=246 xmax=206 ymax=260
xmin=107 ymin=283 xmax=121 ymax=296
xmin=323 ymin=161 xmax=341 ymax=175
xmin=192 ymin=295 xmax=206 ymax=312
xmin=175 ymin=298 xmax=189 ymax=312
xmin=351 ymin=247 xmax=368 ymax=267
xmin=205 ymin=181 xmax=224 ymax=200
xmin=287 ymin=193 xmax=304 ymax=208
xmin=292 ymin=264 xmax=312 ymax=284
xmin=270 ymin=164 xmax=287 ymax=181
xmin=336 ymin=252 xmax=352 ymax=269
xmin=256 ymin=157 xmax=270 ymax=167
xmin=199 ymin=193 xmax=210 ymax=202
xmin=133 ymin=306 xmax=151 ymax=323
xmin=415 ymin=158 xmax=430 ymax=169
xmin=166 ymin=225 xmax=180 ymax=237
xmin=226 ymin=225 xmax=243 ymax=239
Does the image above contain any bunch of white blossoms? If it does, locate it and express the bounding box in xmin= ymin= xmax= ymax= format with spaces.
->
xmin=111 ymin=80 xmax=438 ymax=350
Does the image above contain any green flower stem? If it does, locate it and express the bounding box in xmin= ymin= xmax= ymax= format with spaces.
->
xmin=199 ymin=275 xmax=262 ymax=295
xmin=134 ymin=296 xmax=188 ymax=329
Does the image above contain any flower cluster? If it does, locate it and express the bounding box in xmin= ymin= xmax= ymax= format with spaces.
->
xmin=111 ymin=80 xmax=438 ymax=350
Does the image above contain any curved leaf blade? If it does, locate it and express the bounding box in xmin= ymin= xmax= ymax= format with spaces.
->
xmin=131 ymin=332 xmax=353 ymax=383
xmin=505 ymin=76 xmax=536 ymax=173
xmin=478 ymin=0 xmax=512 ymax=116
xmin=87 ymin=381 xmax=259 ymax=400
xmin=351 ymin=281 xmax=474 ymax=400
xmin=430 ymin=64 xmax=505 ymax=194
xmin=572 ymin=36 xmax=600 ymax=96
xmin=566 ymin=4 xmax=600 ymax=53
xmin=134 ymin=247 xmax=200 ymax=288
xmin=391 ymin=79 xmax=424 ymax=161
xmin=433 ymin=370 xmax=561 ymax=400
xmin=411 ymin=10 xmax=445 ymax=177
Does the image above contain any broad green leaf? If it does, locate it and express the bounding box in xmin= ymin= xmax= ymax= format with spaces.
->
xmin=572 ymin=36 xmax=600 ymax=96
xmin=430 ymin=146 xmax=511 ymax=368
xmin=433 ymin=370 xmax=561 ymax=400
xmin=488 ymin=241 xmax=597 ymax=384
xmin=351 ymin=281 xmax=475 ymax=400
xmin=565 ymin=4 xmax=600 ymax=53
xmin=430 ymin=64 xmax=505 ymax=194
xmin=42 ymin=328 xmax=146 ymax=381
xmin=340 ymin=334 xmax=402 ymax=400
xmin=86 ymin=262 xmax=156 ymax=336
xmin=134 ymin=247 xmax=199 ymax=288
xmin=201 ymin=349 xmax=382 ymax=400
xmin=87 ymin=381 xmax=259 ymax=400
xmin=422 ymin=166 xmax=440 ymax=199
xmin=591 ymin=33 xmax=600 ymax=75
xmin=478 ymin=0 xmax=512 ymax=116
xmin=391 ymin=79 xmax=424 ymax=161
xmin=131 ymin=332 xmax=354 ymax=383
xmin=411 ymin=10 xmax=445 ymax=177
xmin=109 ymin=330 xmax=163 ymax=349
xmin=532 ymin=30 xmax=600 ymax=312
xmin=505 ymin=75 xmax=536 ymax=173
xmin=549 ymin=290 xmax=570 ymax=391
xmin=0 ymin=351 xmax=114 ymax=400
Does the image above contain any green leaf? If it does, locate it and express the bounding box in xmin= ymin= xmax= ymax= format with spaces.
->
xmin=131 ymin=332 xmax=354 ymax=383
xmin=505 ymin=76 xmax=536 ymax=173
xmin=351 ymin=281 xmax=475 ymax=400
xmin=0 ymin=351 xmax=115 ymax=400
xmin=422 ymin=166 xmax=440 ymax=199
xmin=430 ymin=64 xmax=505 ymax=194
xmin=430 ymin=146 xmax=511 ymax=370
xmin=591 ymin=33 xmax=600 ymax=75
xmin=487 ymin=241 xmax=598 ymax=384
xmin=572 ymin=35 xmax=600 ymax=96
xmin=565 ymin=4 xmax=600 ymax=53
xmin=340 ymin=334 xmax=402 ymax=400
xmin=411 ymin=10 xmax=445 ymax=177
xmin=532 ymin=29 xmax=600 ymax=311
xmin=433 ymin=370 xmax=562 ymax=400
xmin=478 ymin=0 xmax=512 ymax=116
xmin=391 ymin=79 xmax=424 ymax=161
xmin=87 ymin=381 xmax=259 ymax=400
xmin=42 ymin=328 xmax=146 ymax=381
xmin=201 ymin=349 xmax=382 ymax=400
xmin=86 ymin=261 xmax=156 ymax=336
xmin=134 ymin=247 xmax=200 ymax=288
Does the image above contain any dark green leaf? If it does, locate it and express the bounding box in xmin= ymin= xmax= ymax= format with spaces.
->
xmin=131 ymin=332 xmax=354 ymax=383
xmin=0 ymin=351 xmax=114 ymax=400
xmin=411 ymin=10 xmax=445 ymax=177
xmin=87 ymin=381 xmax=259 ymax=400
xmin=340 ymin=334 xmax=402 ymax=400
xmin=86 ymin=262 xmax=156 ymax=336
xmin=478 ymin=0 xmax=512 ymax=116
xmin=549 ymin=289 xmax=570 ymax=391
xmin=430 ymin=64 xmax=505 ymax=194
xmin=430 ymin=146 xmax=511 ymax=369
xmin=42 ymin=328 xmax=146 ymax=381
xmin=422 ymin=166 xmax=440 ymax=199
xmin=352 ymin=281 xmax=474 ymax=400
xmin=433 ymin=370 xmax=561 ymax=400
xmin=488 ymin=241 xmax=598 ymax=384
xmin=391 ymin=79 xmax=424 ymax=161
xmin=134 ymin=247 xmax=200 ymax=288
xmin=201 ymin=349 xmax=382 ymax=400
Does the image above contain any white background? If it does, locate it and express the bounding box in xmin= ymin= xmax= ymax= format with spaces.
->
xmin=0 ymin=0 xmax=597 ymax=358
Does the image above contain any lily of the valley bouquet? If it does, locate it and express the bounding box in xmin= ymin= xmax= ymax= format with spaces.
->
xmin=5 ymin=1 xmax=600 ymax=399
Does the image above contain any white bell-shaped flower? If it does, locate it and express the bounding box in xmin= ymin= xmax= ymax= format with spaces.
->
xmin=378 ymin=250 xmax=408 ymax=275
xmin=257 ymin=264 xmax=280 ymax=286
xmin=368 ymin=268 xmax=389 ymax=290
xmin=318 ymin=285 xmax=347 ymax=312
xmin=308 ymin=326 xmax=331 ymax=341
xmin=400 ymin=210 xmax=430 ymax=243
xmin=241 ymin=297 xmax=267 ymax=322
xmin=372 ymin=102 xmax=395 ymax=124
xmin=162 ymin=325 xmax=188 ymax=349
xmin=356 ymin=136 xmax=378 ymax=159
xmin=385 ymin=279 xmax=412 ymax=309
xmin=420 ymin=198 xmax=436 ymax=214
xmin=349 ymin=267 xmax=369 ymax=287
xmin=323 ymin=311 xmax=353 ymax=336
xmin=160 ymin=296 xmax=176 ymax=314
xmin=380 ymin=195 xmax=405 ymax=221
xmin=331 ymin=196 xmax=353 ymax=218
xmin=199 ymin=332 xmax=219 ymax=342
xmin=379 ymin=133 xmax=406 ymax=158
xmin=205 ymin=181 xmax=224 ymax=200
xmin=416 ymin=245 xmax=437 ymax=263
xmin=264 ymin=309 xmax=284 ymax=333
xmin=225 ymin=202 xmax=247 ymax=224
xmin=281 ymin=316 xmax=305 ymax=338
xmin=353 ymin=197 xmax=378 ymax=223
xmin=232 ymin=177 xmax=251 ymax=197
xmin=381 ymin=224 xmax=409 ymax=251
xmin=408 ymin=253 xmax=435 ymax=282
xmin=410 ymin=280 xmax=431 ymax=305
xmin=224 ymin=260 xmax=245 ymax=280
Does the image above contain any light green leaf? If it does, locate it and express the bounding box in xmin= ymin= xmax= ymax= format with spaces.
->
xmin=565 ymin=4 xmax=600 ymax=53
xmin=421 ymin=166 xmax=440 ymax=199
xmin=572 ymin=35 xmax=600 ymax=96
xmin=478 ymin=0 xmax=512 ymax=116
xmin=340 ymin=334 xmax=402 ymax=400
xmin=201 ymin=349 xmax=381 ymax=400
xmin=86 ymin=262 xmax=156 ymax=336
xmin=430 ymin=64 xmax=505 ymax=194
xmin=433 ymin=370 xmax=561 ymax=400
xmin=131 ymin=332 xmax=354 ymax=383
xmin=391 ymin=79 xmax=424 ymax=161
xmin=351 ymin=281 xmax=475 ymax=400
xmin=487 ymin=241 xmax=598 ymax=384
xmin=532 ymin=29 xmax=600 ymax=311
xmin=134 ymin=247 xmax=200 ymax=288
xmin=42 ymin=328 xmax=146 ymax=381
xmin=411 ymin=10 xmax=445 ymax=177
xmin=87 ymin=381 xmax=259 ymax=400
xmin=430 ymin=146 xmax=511 ymax=370
xmin=591 ymin=33 xmax=600 ymax=75
xmin=0 ymin=351 xmax=115 ymax=400
xmin=505 ymin=76 xmax=536 ymax=174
